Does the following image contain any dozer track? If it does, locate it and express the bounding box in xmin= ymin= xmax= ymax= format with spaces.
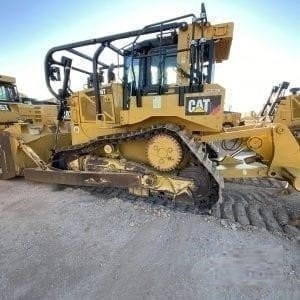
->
xmin=27 ymin=124 xmax=223 ymax=210
xmin=211 ymin=184 xmax=300 ymax=239
xmin=23 ymin=122 xmax=300 ymax=237
xmin=58 ymin=182 xmax=300 ymax=239
xmin=225 ymin=178 xmax=288 ymax=189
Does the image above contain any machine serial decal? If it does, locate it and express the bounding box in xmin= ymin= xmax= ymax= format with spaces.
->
xmin=153 ymin=96 xmax=162 ymax=109
xmin=185 ymin=95 xmax=221 ymax=115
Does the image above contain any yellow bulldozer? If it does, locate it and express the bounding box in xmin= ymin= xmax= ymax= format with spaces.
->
xmin=259 ymin=81 xmax=300 ymax=137
xmin=223 ymin=110 xmax=243 ymax=127
xmin=0 ymin=74 xmax=70 ymax=179
xmin=2 ymin=4 xmax=299 ymax=210
xmin=0 ymin=74 xmax=21 ymax=129
xmin=242 ymin=81 xmax=300 ymax=130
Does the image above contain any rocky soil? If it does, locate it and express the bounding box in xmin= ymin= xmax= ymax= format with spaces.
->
xmin=0 ymin=179 xmax=299 ymax=299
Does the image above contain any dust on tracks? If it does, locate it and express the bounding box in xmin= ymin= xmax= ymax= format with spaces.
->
xmin=66 ymin=181 xmax=300 ymax=239
xmin=212 ymin=182 xmax=300 ymax=239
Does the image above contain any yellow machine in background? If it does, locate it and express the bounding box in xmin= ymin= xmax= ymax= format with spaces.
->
xmin=6 ymin=4 xmax=298 ymax=210
xmin=0 ymin=74 xmax=70 ymax=179
xmin=259 ymin=82 xmax=300 ymax=137
xmin=0 ymin=74 xmax=20 ymax=129
xmin=243 ymin=82 xmax=300 ymax=130
xmin=223 ymin=111 xmax=243 ymax=127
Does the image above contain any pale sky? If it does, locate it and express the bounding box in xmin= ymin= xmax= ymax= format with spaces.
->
xmin=1 ymin=0 xmax=299 ymax=113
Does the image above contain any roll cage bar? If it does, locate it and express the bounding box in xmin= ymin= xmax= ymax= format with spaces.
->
xmin=259 ymin=81 xmax=290 ymax=120
xmin=45 ymin=4 xmax=213 ymax=119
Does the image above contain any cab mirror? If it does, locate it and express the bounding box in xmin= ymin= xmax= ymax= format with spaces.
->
xmin=49 ymin=67 xmax=61 ymax=81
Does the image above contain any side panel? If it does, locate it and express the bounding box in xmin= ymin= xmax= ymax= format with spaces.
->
xmin=121 ymin=84 xmax=225 ymax=132
xmin=68 ymin=84 xmax=225 ymax=145
xmin=0 ymin=103 xmax=20 ymax=125
xmin=292 ymin=95 xmax=300 ymax=120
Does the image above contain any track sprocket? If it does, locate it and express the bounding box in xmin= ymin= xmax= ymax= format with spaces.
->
xmin=146 ymin=134 xmax=182 ymax=172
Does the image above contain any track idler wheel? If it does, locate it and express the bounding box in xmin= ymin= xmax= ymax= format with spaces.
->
xmin=179 ymin=166 xmax=218 ymax=210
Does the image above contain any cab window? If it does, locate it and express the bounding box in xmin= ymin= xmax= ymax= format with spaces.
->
xmin=0 ymin=84 xmax=18 ymax=102
xmin=0 ymin=85 xmax=7 ymax=101
xmin=125 ymin=57 xmax=140 ymax=88
xmin=149 ymin=49 xmax=177 ymax=86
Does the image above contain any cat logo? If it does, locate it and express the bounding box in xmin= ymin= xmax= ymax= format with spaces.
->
xmin=185 ymin=95 xmax=221 ymax=115
xmin=187 ymin=98 xmax=210 ymax=113
xmin=0 ymin=104 xmax=9 ymax=111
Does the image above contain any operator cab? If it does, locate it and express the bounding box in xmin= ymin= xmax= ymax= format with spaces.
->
xmin=0 ymin=75 xmax=19 ymax=103
xmin=45 ymin=4 xmax=232 ymax=119
xmin=122 ymin=34 xmax=215 ymax=97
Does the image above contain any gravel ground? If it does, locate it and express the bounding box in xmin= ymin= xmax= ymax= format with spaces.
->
xmin=0 ymin=179 xmax=299 ymax=300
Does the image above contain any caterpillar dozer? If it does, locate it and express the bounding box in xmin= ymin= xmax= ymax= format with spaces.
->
xmin=259 ymin=81 xmax=300 ymax=136
xmin=242 ymin=81 xmax=300 ymax=129
xmin=0 ymin=74 xmax=70 ymax=179
xmin=23 ymin=4 xmax=299 ymax=209
xmin=223 ymin=110 xmax=243 ymax=127
xmin=0 ymin=74 xmax=21 ymax=129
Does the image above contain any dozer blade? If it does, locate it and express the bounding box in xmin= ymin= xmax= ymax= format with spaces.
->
xmin=0 ymin=131 xmax=16 ymax=179
xmin=24 ymin=167 xmax=142 ymax=188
